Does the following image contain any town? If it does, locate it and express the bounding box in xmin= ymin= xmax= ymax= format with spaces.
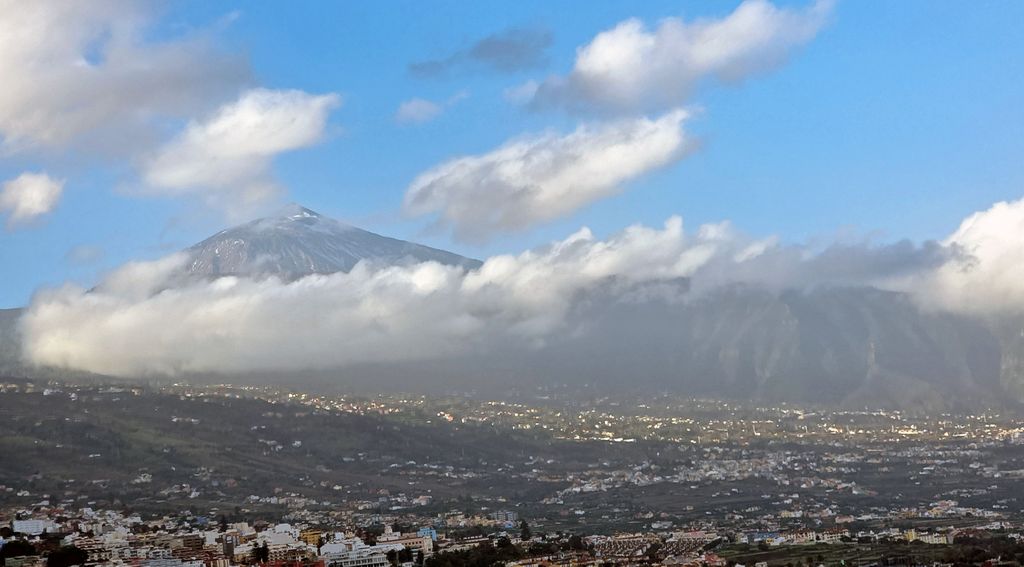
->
xmin=3 ymin=502 xmax=1024 ymax=567
xmin=2 ymin=380 xmax=1024 ymax=566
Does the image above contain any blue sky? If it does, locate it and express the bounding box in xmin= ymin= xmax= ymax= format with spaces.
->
xmin=1 ymin=0 xmax=1023 ymax=308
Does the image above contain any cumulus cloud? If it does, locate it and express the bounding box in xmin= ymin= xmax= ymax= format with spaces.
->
xmin=529 ymin=0 xmax=831 ymax=113
xmin=0 ymin=0 xmax=249 ymax=154
xmin=912 ymin=198 xmax=1024 ymax=316
xmin=0 ymin=172 xmax=64 ymax=228
xmin=141 ymin=88 xmax=340 ymax=213
xmin=404 ymin=110 xmax=695 ymax=241
xmin=410 ymin=27 xmax=553 ymax=78
xmin=0 ymin=3 xmax=346 ymax=217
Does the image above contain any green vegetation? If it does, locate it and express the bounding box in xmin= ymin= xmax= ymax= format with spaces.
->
xmin=425 ymin=540 xmax=523 ymax=567
xmin=718 ymin=538 xmax=1024 ymax=567
xmin=0 ymin=540 xmax=37 ymax=566
xmin=45 ymin=546 xmax=88 ymax=567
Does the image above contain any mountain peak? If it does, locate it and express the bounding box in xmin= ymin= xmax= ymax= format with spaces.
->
xmin=185 ymin=206 xmax=480 ymax=279
xmin=240 ymin=203 xmax=352 ymax=235
xmin=274 ymin=203 xmax=322 ymax=220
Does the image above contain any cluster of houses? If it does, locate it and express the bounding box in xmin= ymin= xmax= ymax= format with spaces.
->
xmin=1 ymin=511 xmax=438 ymax=567
xmin=2 ymin=503 xmax=1022 ymax=567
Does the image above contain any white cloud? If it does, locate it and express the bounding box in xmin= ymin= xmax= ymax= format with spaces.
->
xmin=395 ymin=92 xmax=470 ymax=125
xmin=910 ymin=198 xmax=1024 ymax=316
xmin=395 ymin=98 xmax=443 ymax=124
xmin=0 ymin=0 xmax=249 ymax=154
xmin=141 ymin=88 xmax=341 ymax=213
xmin=0 ymin=172 xmax=64 ymax=228
xmin=21 ymin=216 xmax=716 ymax=376
xmin=404 ymin=109 xmax=695 ymax=240
xmin=530 ymin=0 xmax=832 ymax=113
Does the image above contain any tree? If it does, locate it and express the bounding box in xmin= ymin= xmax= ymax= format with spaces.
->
xmin=1 ymin=540 xmax=37 ymax=561
xmin=251 ymin=542 xmax=270 ymax=564
xmin=424 ymin=538 xmax=522 ymax=567
xmin=220 ymin=515 xmax=229 ymax=532
xmin=46 ymin=546 xmax=88 ymax=567
xmin=386 ymin=549 xmax=398 ymax=566
xmin=647 ymin=542 xmax=662 ymax=562
xmin=520 ymin=520 xmax=532 ymax=541
xmin=416 ymin=550 xmax=424 ymax=566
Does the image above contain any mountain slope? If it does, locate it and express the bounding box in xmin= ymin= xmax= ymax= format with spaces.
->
xmin=543 ymin=285 xmax=1010 ymax=412
xmin=186 ymin=204 xmax=480 ymax=279
xmin=0 ymin=308 xmax=21 ymax=369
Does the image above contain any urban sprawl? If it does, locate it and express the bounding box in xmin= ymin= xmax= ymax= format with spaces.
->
xmin=2 ymin=381 xmax=1024 ymax=567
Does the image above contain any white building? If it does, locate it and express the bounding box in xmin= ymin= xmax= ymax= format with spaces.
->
xmin=12 ymin=519 xmax=57 ymax=536
xmin=321 ymin=537 xmax=391 ymax=567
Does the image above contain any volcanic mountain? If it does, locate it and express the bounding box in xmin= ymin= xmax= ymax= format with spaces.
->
xmin=185 ymin=204 xmax=480 ymax=279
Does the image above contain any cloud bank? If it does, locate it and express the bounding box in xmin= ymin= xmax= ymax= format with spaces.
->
xmin=21 ymin=195 xmax=1024 ymax=377
xmin=141 ymin=88 xmax=341 ymax=214
xmin=21 ymin=217 xmax=710 ymax=376
xmin=403 ymin=110 xmax=694 ymax=241
xmin=0 ymin=172 xmax=64 ymax=228
xmin=529 ymin=0 xmax=831 ymax=113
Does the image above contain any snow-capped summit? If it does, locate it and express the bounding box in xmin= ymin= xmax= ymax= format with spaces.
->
xmin=185 ymin=204 xmax=479 ymax=279
xmin=279 ymin=203 xmax=321 ymax=220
